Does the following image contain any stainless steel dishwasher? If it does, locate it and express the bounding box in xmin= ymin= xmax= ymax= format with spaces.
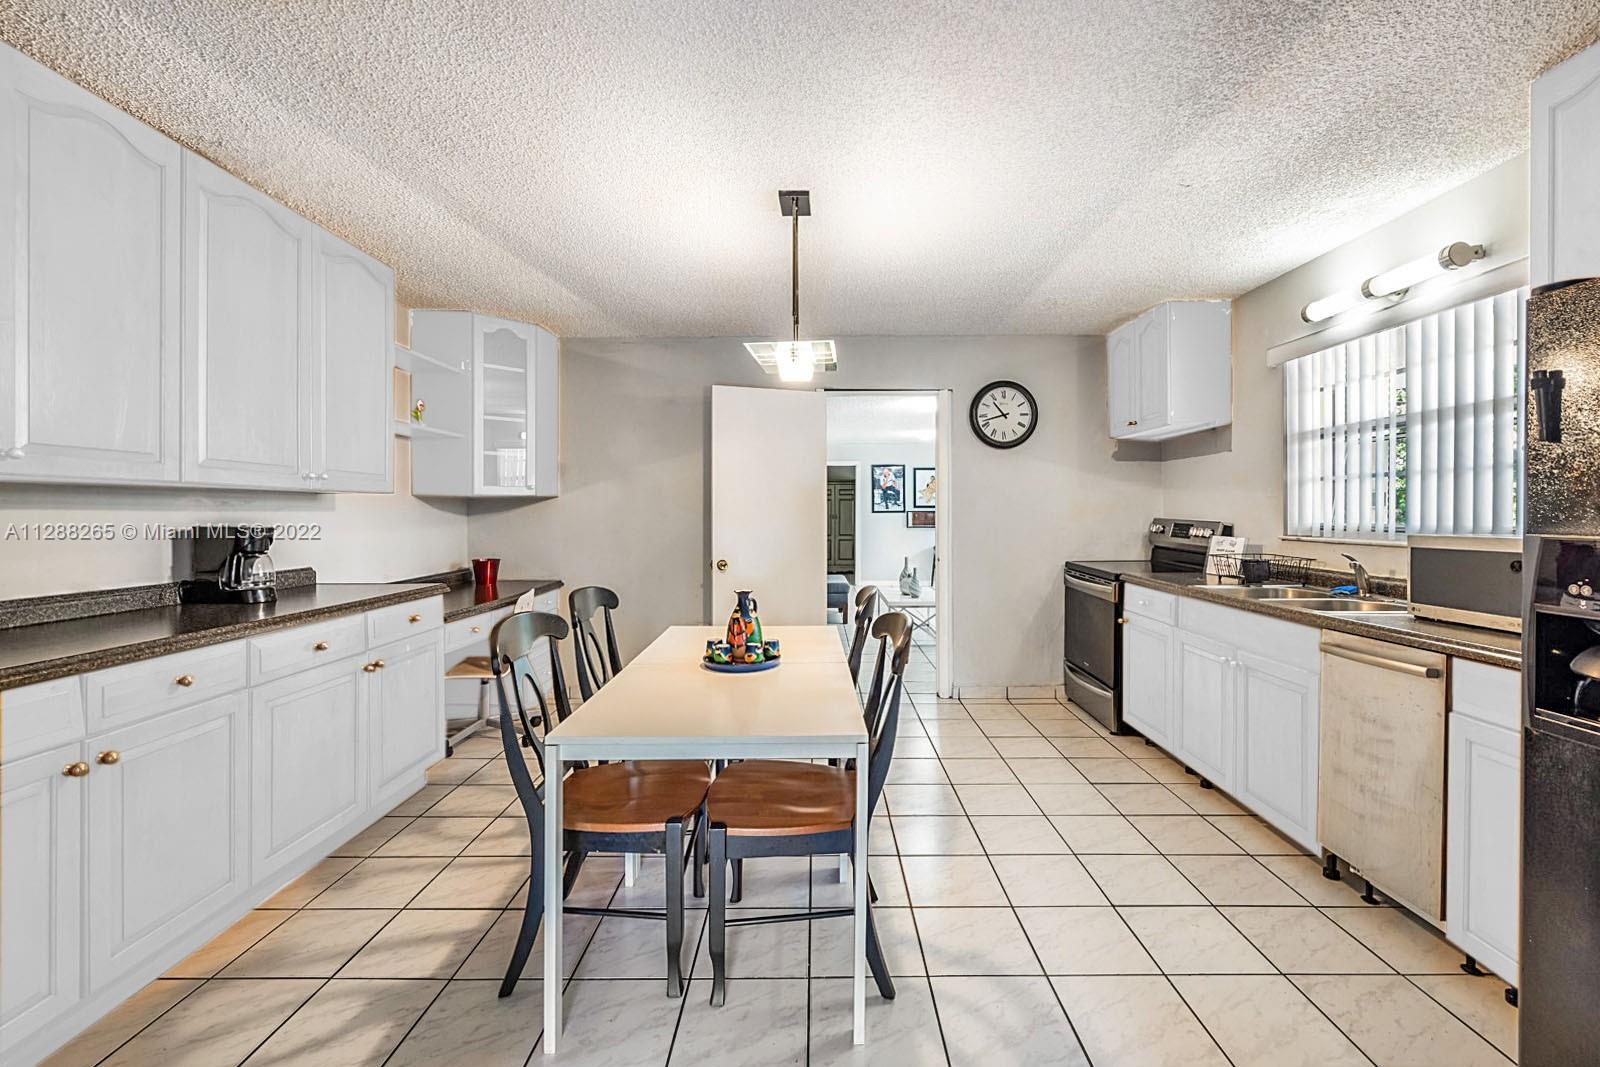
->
xmin=1316 ymin=631 xmax=1449 ymax=922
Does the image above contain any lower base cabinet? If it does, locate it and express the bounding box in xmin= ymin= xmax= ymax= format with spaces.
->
xmin=1233 ymin=650 xmax=1318 ymax=851
xmin=1174 ymin=630 xmax=1235 ymax=791
xmin=1121 ymin=614 xmax=1174 ymax=746
xmin=369 ymin=634 xmax=444 ymax=806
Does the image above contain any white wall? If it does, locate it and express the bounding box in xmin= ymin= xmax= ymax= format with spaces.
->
xmin=825 ymin=440 xmax=935 ymax=584
xmin=468 ymin=335 xmax=1165 ymax=689
xmin=1161 ymin=154 xmax=1530 ymax=577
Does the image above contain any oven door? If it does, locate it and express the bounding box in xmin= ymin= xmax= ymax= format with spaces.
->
xmin=1064 ymin=569 xmax=1118 ymax=682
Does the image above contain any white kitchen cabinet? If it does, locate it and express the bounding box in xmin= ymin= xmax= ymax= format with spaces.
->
xmin=248 ymin=656 xmax=367 ymax=882
xmin=1532 ymin=39 xmax=1600 ymax=287
xmin=0 ymin=46 xmax=181 ymax=484
xmin=1105 ymin=300 xmax=1231 ymax=442
xmin=1446 ymin=660 xmax=1521 ymax=983
xmin=408 ymin=310 xmax=560 ymax=497
xmin=85 ymin=694 xmax=248 ymax=990
xmin=0 ymin=742 xmax=84 ymax=1056
xmin=368 ymin=634 xmax=444 ymax=807
xmin=1233 ymin=649 xmax=1319 ymax=851
xmin=1174 ymin=629 xmax=1235 ymax=790
xmin=1121 ymin=614 xmax=1174 ymax=747
xmin=313 ymin=229 xmax=393 ymax=492
xmin=182 ymin=152 xmax=315 ymax=490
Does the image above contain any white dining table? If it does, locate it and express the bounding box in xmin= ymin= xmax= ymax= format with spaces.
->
xmin=540 ymin=624 xmax=871 ymax=1053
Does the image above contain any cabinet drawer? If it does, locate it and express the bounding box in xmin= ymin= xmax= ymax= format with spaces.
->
xmin=84 ymin=642 xmax=248 ymax=733
xmin=249 ymin=615 xmax=368 ymax=684
xmin=443 ymin=607 xmax=511 ymax=654
xmin=1451 ymin=660 xmax=1520 ymax=732
xmin=366 ymin=597 xmax=442 ymax=647
xmin=1123 ymin=585 xmax=1176 ymax=625
xmin=1 ymin=676 xmax=86 ymax=764
xmin=1181 ymin=597 xmax=1320 ymax=671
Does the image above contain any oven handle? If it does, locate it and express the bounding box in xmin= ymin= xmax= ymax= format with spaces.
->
xmin=1065 ymin=573 xmax=1117 ymax=603
xmin=1064 ymin=661 xmax=1114 ymax=698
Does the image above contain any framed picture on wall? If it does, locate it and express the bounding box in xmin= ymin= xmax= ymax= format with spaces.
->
xmin=871 ymin=464 xmax=905 ymax=512
xmin=912 ymin=467 xmax=936 ymax=511
xmin=906 ymin=510 xmax=935 ymax=528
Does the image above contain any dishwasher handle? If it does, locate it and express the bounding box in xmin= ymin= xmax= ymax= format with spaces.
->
xmin=1065 ymin=573 xmax=1117 ymax=602
xmin=1323 ymin=643 xmax=1442 ymax=679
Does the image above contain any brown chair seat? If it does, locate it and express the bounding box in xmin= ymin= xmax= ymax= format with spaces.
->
xmin=706 ymin=761 xmax=856 ymax=837
xmin=562 ymin=760 xmax=712 ymax=833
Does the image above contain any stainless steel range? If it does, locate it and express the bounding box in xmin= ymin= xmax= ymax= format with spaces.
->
xmin=1063 ymin=517 xmax=1232 ymax=733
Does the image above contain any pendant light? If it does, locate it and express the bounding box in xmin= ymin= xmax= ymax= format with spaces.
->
xmin=744 ymin=189 xmax=838 ymax=382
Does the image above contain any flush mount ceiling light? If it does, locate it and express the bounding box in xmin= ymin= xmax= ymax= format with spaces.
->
xmin=1301 ymin=240 xmax=1487 ymax=324
xmin=744 ymin=190 xmax=838 ymax=383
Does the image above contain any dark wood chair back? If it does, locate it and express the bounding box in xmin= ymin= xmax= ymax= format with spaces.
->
xmin=846 ymin=585 xmax=881 ymax=684
xmin=863 ymin=611 xmax=911 ymax=820
xmin=490 ymin=611 xmax=573 ymax=783
xmin=569 ymin=585 xmax=623 ymax=701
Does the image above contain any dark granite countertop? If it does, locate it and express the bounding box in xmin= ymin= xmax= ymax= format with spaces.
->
xmin=0 ymin=582 xmax=449 ymax=691
xmin=401 ymin=570 xmax=563 ymax=622
xmin=1122 ymin=573 xmax=1522 ymax=670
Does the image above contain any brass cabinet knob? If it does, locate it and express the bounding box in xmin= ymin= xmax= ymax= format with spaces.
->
xmin=408 ymin=614 xmax=422 ymax=623
xmin=97 ymin=751 xmax=120 ymax=765
xmin=62 ymin=761 xmax=90 ymax=778
xmin=313 ymin=641 xmax=330 ymax=651
xmin=373 ymin=659 xmax=386 ymax=669
xmin=470 ymin=626 xmax=481 ymax=634
xmin=1126 ymin=419 xmax=1138 ymax=427
xmin=363 ymin=662 xmax=378 ymax=673
xmin=174 ymin=674 xmax=195 ymax=687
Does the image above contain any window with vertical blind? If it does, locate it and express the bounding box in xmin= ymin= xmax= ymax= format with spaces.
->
xmin=1284 ymin=288 xmax=1526 ymax=540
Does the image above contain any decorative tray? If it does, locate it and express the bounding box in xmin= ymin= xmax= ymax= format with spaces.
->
xmin=703 ymin=638 xmax=782 ymax=673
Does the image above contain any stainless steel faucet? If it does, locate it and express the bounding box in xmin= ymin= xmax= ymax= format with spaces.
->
xmin=1341 ymin=553 xmax=1371 ymax=596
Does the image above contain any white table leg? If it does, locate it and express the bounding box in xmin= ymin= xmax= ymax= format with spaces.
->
xmin=853 ymin=738 xmax=869 ymax=1044
xmin=839 ymin=854 xmax=850 ymax=882
xmin=543 ymin=743 xmax=563 ymax=1054
xmin=625 ymin=851 xmax=639 ymax=887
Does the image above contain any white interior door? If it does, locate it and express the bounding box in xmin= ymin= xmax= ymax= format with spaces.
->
xmin=710 ymin=385 xmax=827 ymax=625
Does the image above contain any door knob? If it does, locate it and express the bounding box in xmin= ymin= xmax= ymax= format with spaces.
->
xmin=97 ymin=751 xmax=120 ymax=765
xmin=62 ymin=762 xmax=90 ymax=778
xmin=715 ymin=559 xmax=729 ymax=572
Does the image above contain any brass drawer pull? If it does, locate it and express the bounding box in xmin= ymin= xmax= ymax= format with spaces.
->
xmin=97 ymin=751 xmax=120 ymax=766
xmin=313 ymin=641 xmax=330 ymax=651
xmin=363 ymin=662 xmax=378 ymax=673
xmin=470 ymin=626 xmax=482 ymax=634
xmin=63 ymin=761 xmax=90 ymax=778
xmin=408 ymin=614 xmax=422 ymax=623
xmin=174 ymin=674 xmax=195 ymax=687
xmin=373 ymin=659 xmax=386 ymax=670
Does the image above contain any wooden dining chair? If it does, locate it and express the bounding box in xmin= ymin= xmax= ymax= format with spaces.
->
xmin=702 ymin=612 xmax=912 ymax=1007
xmin=569 ymin=585 xmax=624 ymax=702
xmin=490 ymin=610 xmax=711 ymax=999
xmin=846 ymin=584 xmax=881 ymax=686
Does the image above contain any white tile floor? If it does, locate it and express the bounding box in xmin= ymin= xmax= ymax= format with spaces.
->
xmin=47 ymin=649 xmax=1516 ymax=1066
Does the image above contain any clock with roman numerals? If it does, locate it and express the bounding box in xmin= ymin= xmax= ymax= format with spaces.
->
xmin=969 ymin=380 xmax=1037 ymax=449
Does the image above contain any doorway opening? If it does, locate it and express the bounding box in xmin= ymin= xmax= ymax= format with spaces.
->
xmin=824 ymin=392 xmax=947 ymax=697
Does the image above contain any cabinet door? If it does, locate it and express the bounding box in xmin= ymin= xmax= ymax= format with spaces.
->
xmin=1234 ymin=650 xmax=1318 ymax=850
xmin=1446 ymin=714 xmax=1520 ymax=982
xmin=1174 ymin=630 xmax=1233 ymax=789
xmin=1532 ymin=41 xmax=1600 ymax=286
xmin=476 ymin=315 xmax=535 ymax=494
xmin=1121 ymin=615 xmax=1173 ymax=746
xmin=182 ymin=153 xmax=314 ymax=489
xmin=1135 ymin=310 xmax=1169 ymax=430
xmin=85 ymin=694 xmax=248 ymax=991
xmin=529 ymin=325 xmax=560 ymax=495
xmin=1106 ymin=323 xmax=1138 ymax=436
xmin=368 ymin=634 xmax=443 ymax=804
xmin=0 ymin=48 xmax=181 ymax=483
xmin=0 ymin=743 xmax=83 ymax=1052
xmin=313 ymin=228 xmax=393 ymax=492
xmin=250 ymin=658 xmax=366 ymax=880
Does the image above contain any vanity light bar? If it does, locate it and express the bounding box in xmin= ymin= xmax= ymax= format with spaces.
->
xmin=1301 ymin=241 xmax=1486 ymax=324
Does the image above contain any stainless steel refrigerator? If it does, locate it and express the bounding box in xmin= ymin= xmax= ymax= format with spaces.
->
xmin=1521 ymin=276 xmax=1600 ymax=1066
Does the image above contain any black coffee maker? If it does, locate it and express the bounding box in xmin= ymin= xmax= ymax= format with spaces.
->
xmin=174 ymin=525 xmax=277 ymax=604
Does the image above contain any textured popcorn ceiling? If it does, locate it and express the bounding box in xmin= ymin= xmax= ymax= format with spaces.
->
xmin=4 ymin=2 xmax=1597 ymax=338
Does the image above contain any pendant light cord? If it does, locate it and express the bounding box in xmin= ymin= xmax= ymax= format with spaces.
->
xmin=791 ymin=194 xmax=801 ymax=343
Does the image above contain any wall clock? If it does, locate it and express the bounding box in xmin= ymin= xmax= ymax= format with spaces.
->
xmin=970 ymin=380 xmax=1037 ymax=449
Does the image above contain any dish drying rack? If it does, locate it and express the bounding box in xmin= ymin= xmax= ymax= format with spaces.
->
xmin=1207 ymin=552 xmax=1314 ymax=586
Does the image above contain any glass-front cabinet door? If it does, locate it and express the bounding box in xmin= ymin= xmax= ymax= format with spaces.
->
xmin=475 ymin=317 xmax=533 ymax=493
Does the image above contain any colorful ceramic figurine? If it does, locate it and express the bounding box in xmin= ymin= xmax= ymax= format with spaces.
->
xmin=704 ymin=589 xmax=782 ymax=668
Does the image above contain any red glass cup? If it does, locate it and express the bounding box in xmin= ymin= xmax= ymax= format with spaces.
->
xmin=471 ymin=557 xmax=500 ymax=588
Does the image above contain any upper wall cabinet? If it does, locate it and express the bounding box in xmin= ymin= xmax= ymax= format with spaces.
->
xmin=1106 ymin=300 xmax=1231 ymax=442
xmin=0 ymin=48 xmax=182 ymax=483
xmin=406 ymin=310 xmax=560 ymax=498
xmin=1532 ymin=40 xmax=1600 ymax=287
xmin=182 ymin=154 xmax=315 ymax=490
xmin=0 ymin=41 xmax=395 ymax=494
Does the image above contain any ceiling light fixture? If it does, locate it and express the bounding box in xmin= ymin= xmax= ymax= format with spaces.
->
xmin=1301 ymin=239 xmax=1487 ymax=324
xmin=1361 ymin=241 xmax=1486 ymax=299
xmin=744 ymin=190 xmax=837 ymax=383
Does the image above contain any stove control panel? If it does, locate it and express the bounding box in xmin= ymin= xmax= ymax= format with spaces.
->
xmin=1148 ymin=518 xmax=1231 ymax=545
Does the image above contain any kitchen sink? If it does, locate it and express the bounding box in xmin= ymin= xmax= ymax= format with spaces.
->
xmin=1223 ymin=587 xmax=1337 ymax=600
xmin=1295 ymin=598 xmax=1411 ymax=614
